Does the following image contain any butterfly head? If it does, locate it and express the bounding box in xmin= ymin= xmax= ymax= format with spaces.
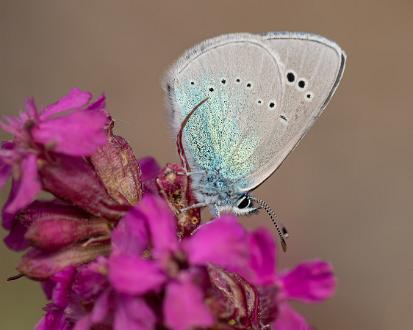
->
xmin=215 ymin=194 xmax=288 ymax=251
xmin=215 ymin=194 xmax=258 ymax=216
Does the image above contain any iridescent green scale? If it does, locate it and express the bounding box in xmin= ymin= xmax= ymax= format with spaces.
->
xmin=175 ymin=76 xmax=258 ymax=182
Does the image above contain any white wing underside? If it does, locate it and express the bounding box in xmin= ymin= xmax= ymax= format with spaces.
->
xmin=165 ymin=32 xmax=346 ymax=192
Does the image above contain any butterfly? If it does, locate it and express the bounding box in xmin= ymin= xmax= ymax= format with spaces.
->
xmin=164 ymin=32 xmax=346 ymax=250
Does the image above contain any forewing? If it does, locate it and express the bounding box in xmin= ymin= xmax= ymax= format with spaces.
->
xmin=165 ymin=34 xmax=284 ymax=183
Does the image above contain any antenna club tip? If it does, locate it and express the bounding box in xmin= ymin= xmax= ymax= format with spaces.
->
xmin=281 ymin=239 xmax=288 ymax=252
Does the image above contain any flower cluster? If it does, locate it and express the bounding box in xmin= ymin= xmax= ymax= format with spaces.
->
xmin=1 ymin=89 xmax=336 ymax=330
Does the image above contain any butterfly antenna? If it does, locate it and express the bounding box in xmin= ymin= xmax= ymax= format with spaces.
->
xmin=251 ymin=197 xmax=289 ymax=252
xmin=176 ymin=97 xmax=209 ymax=172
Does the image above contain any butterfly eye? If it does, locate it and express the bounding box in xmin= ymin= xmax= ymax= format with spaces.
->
xmin=246 ymin=82 xmax=252 ymax=88
xmin=209 ymin=87 xmax=214 ymax=92
xmin=237 ymin=195 xmax=252 ymax=209
xmin=221 ymin=79 xmax=226 ymax=84
xmin=269 ymin=101 xmax=276 ymax=109
xmin=190 ymin=81 xmax=195 ymax=85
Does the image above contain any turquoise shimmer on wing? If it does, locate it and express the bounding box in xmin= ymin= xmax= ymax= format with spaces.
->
xmin=175 ymin=77 xmax=258 ymax=183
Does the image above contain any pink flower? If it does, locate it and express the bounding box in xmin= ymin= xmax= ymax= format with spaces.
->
xmin=0 ymin=88 xmax=107 ymax=215
xmin=1 ymin=90 xmax=142 ymax=276
xmin=249 ymin=229 xmax=336 ymax=329
xmin=272 ymin=260 xmax=336 ymax=329
xmin=96 ymin=195 xmax=265 ymax=330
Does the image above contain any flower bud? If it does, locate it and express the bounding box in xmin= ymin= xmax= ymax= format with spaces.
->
xmin=25 ymin=217 xmax=110 ymax=250
xmin=40 ymin=154 xmax=126 ymax=220
xmin=208 ymin=265 xmax=273 ymax=329
xmin=18 ymin=242 xmax=111 ymax=280
xmin=90 ymin=134 xmax=142 ymax=206
xmin=207 ymin=265 xmax=279 ymax=328
xmin=156 ymin=163 xmax=200 ymax=237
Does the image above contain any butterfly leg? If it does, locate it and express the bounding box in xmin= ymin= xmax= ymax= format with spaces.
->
xmin=214 ymin=205 xmax=221 ymax=217
xmin=180 ymin=202 xmax=208 ymax=213
xmin=176 ymin=170 xmax=205 ymax=176
xmin=81 ymin=234 xmax=111 ymax=247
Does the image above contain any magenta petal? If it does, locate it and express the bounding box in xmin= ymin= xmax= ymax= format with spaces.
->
xmin=3 ymin=220 xmax=30 ymax=251
xmin=2 ymin=181 xmax=18 ymax=229
xmin=5 ymin=154 xmax=41 ymax=214
xmin=35 ymin=308 xmax=71 ymax=330
xmin=184 ymin=215 xmax=249 ymax=273
xmin=139 ymin=195 xmax=179 ymax=254
xmin=42 ymin=279 xmax=54 ymax=300
xmin=248 ymin=228 xmax=277 ymax=285
xmin=33 ymin=110 xmax=107 ymax=156
xmin=164 ymin=277 xmax=214 ymax=330
xmin=91 ymin=290 xmax=110 ymax=323
xmin=273 ymin=303 xmax=312 ymax=330
xmin=0 ymin=158 xmax=11 ymax=187
xmin=114 ymin=295 xmax=156 ymax=330
xmin=139 ymin=157 xmax=160 ymax=182
xmin=73 ymin=259 xmax=107 ymax=302
xmin=41 ymin=88 xmax=92 ymax=119
xmin=280 ymin=260 xmax=336 ymax=303
xmin=73 ymin=316 xmax=92 ymax=330
xmin=111 ymin=207 xmax=148 ymax=256
xmin=108 ymin=255 xmax=166 ymax=295
xmin=0 ymin=116 xmax=21 ymax=135
xmin=25 ymin=97 xmax=38 ymax=118
xmin=86 ymin=94 xmax=106 ymax=112
xmin=51 ymin=267 xmax=76 ymax=307
xmin=139 ymin=156 xmax=160 ymax=194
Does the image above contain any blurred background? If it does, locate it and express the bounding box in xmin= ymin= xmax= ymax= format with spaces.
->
xmin=0 ymin=0 xmax=412 ymax=329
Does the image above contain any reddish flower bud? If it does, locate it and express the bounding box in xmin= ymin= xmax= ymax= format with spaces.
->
xmin=156 ymin=163 xmax=200 ymax=238
xmin=18 ymin=241 xmax=111 ymax=280
xmin=16 ymin=200 xmax=91 ymax=226
xmin=90 ymin=133 xmax=142 ymax=206
xmin=40 ymin=154 xmax=125 ymax=220
xmin=25 ymin=217 xmax=110 ymax=251
xmin=256 ymin=286 xmax=279 ymax=327
xmin=207 ymin=265 xmax=278 ymax=329
xmin=208 ymin=265 xmax=259 ymax=328
xmin=5 ymin=200 xmax=93 ymax=251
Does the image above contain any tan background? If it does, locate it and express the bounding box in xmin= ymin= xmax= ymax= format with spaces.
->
xmin=0 ymin=0 xmax=412 ymax=329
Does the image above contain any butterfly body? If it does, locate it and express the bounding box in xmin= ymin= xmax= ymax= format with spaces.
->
xmin=165 ymin=32 xmax=346 ymax=219
xmin=191 ymin=169 xmax=256 ymax=216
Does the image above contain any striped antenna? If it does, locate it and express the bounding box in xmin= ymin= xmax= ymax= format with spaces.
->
xmin=251 ymin=197 xmax=289 ymax=252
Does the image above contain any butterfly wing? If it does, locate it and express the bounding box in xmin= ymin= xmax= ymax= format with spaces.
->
xmin=165 ymin=33 xmax=285 ymax=184
xmin=164 ymin=32 xmax=345 ymax=192
xmin=239 ymin=32 xmax=346 ymax=191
